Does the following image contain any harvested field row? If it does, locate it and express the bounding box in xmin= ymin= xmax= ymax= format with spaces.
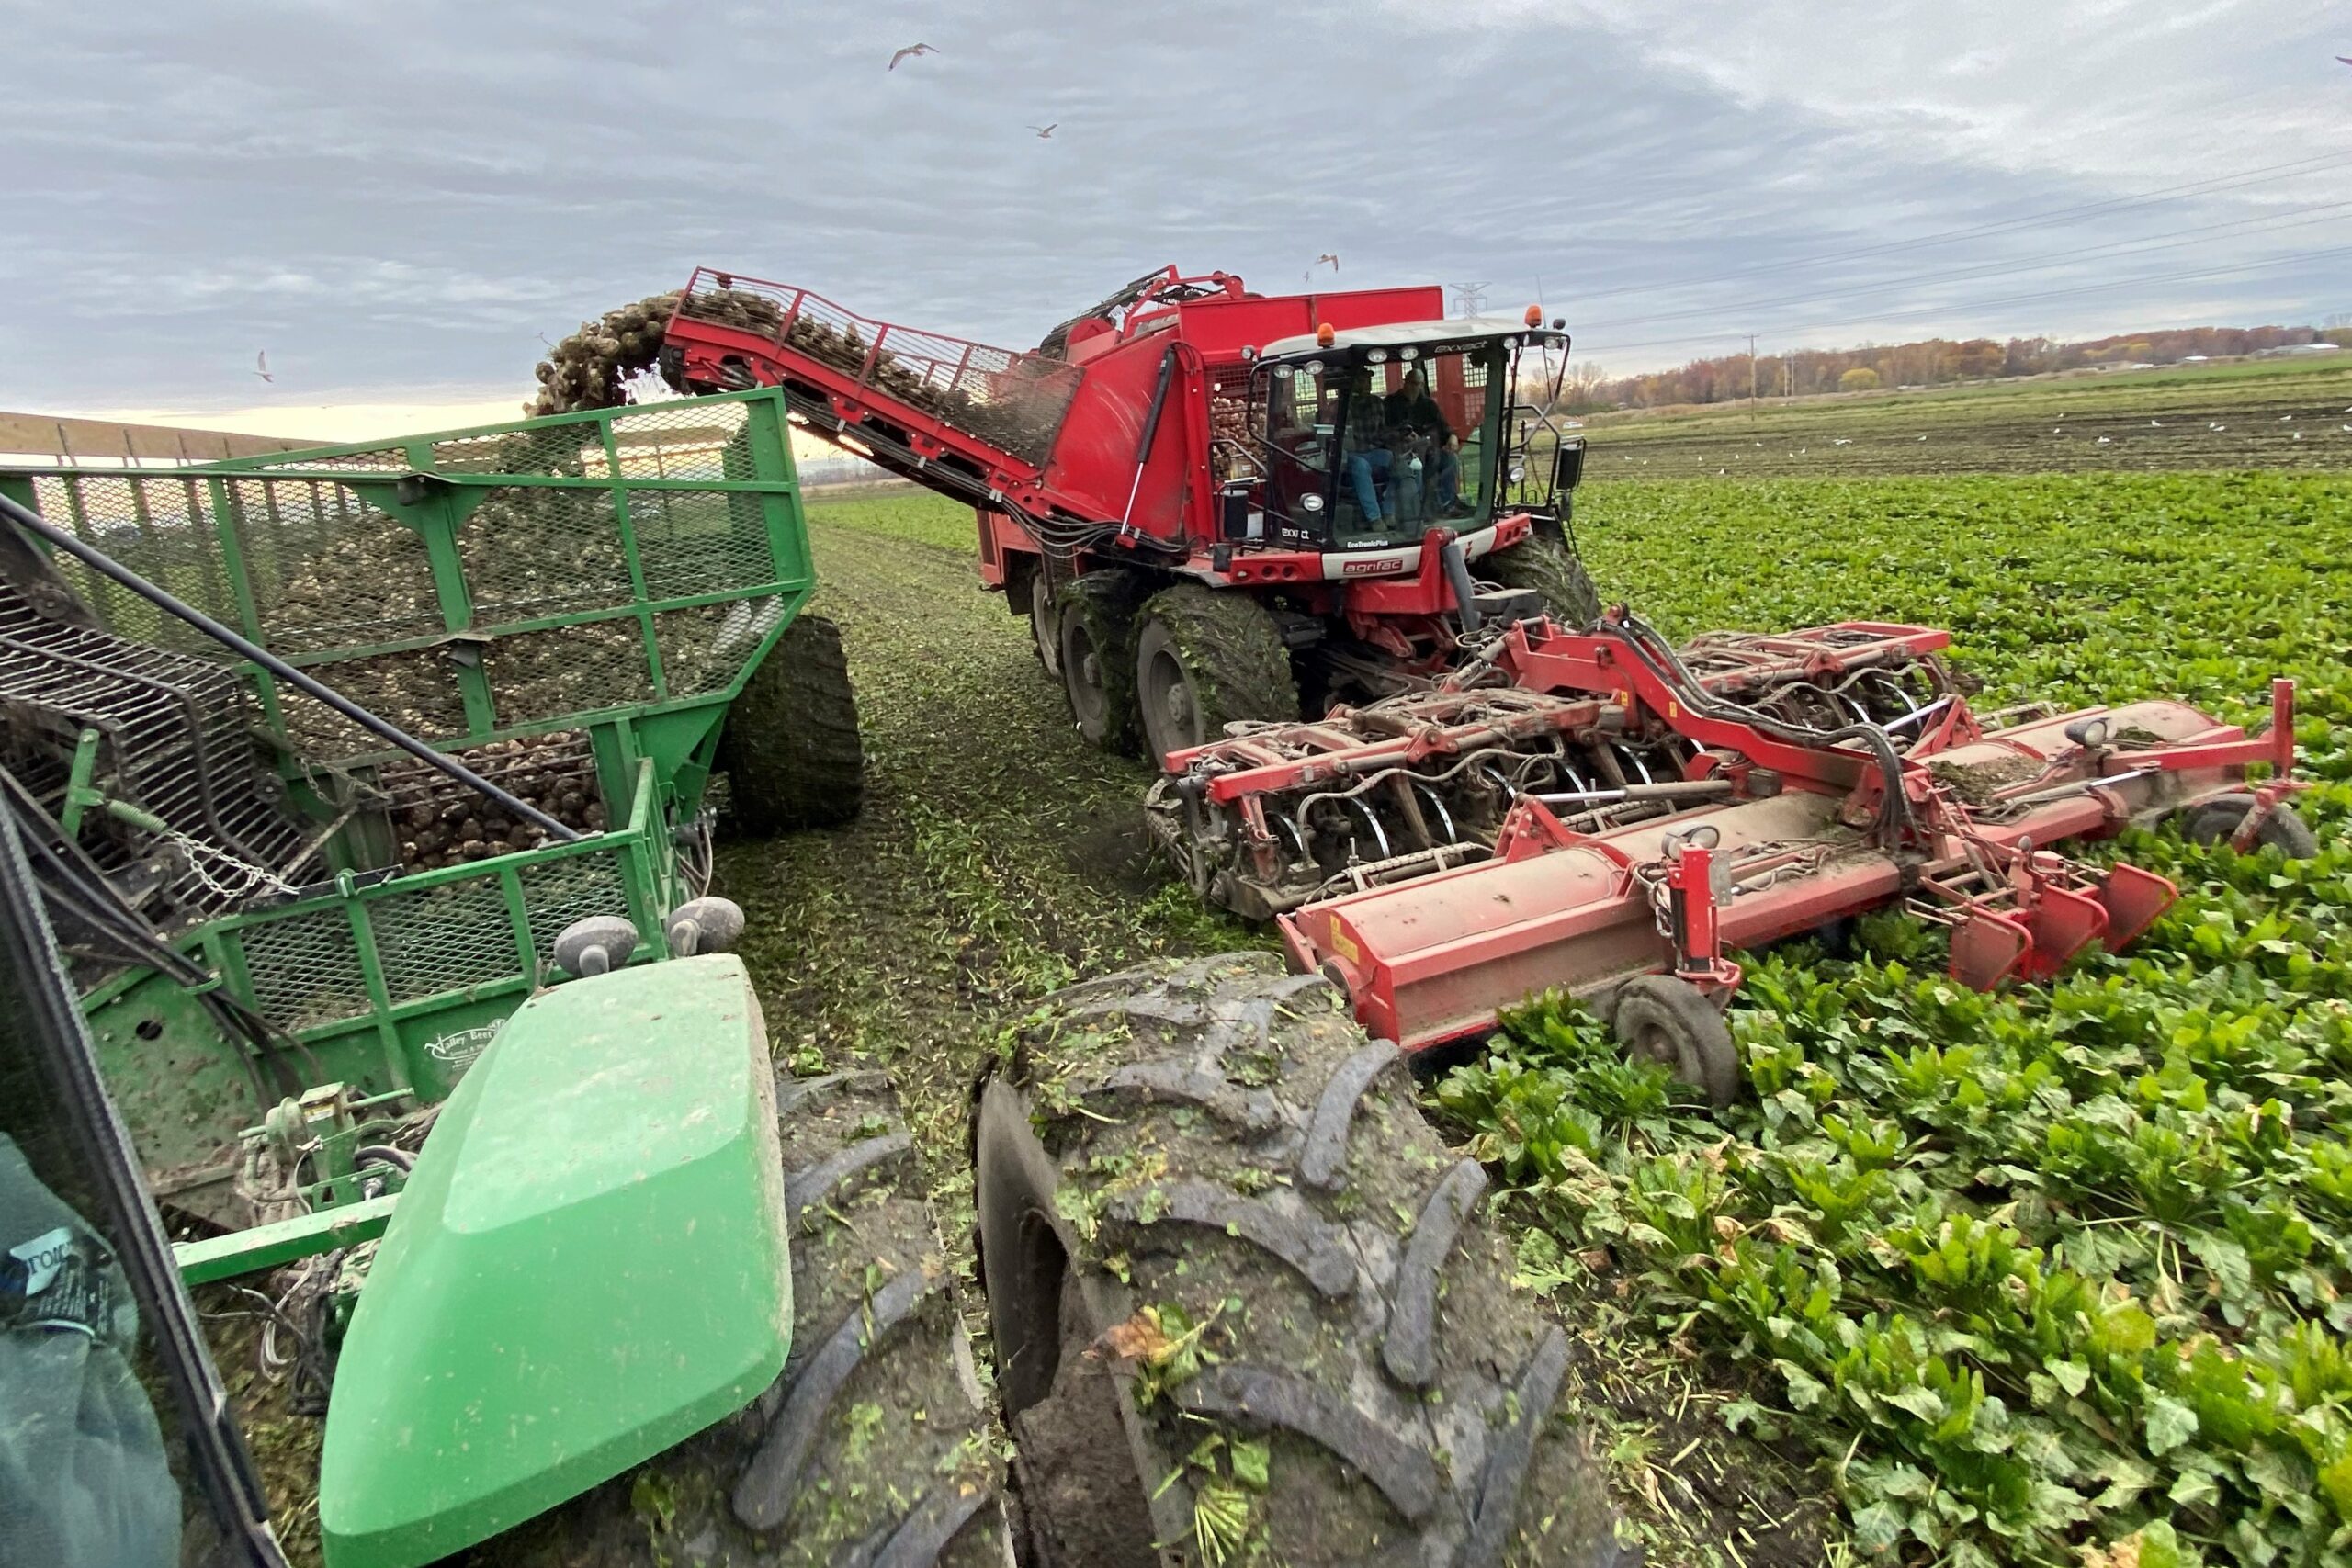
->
xmin=1581 ymin=360 xmax=2352 ymax=478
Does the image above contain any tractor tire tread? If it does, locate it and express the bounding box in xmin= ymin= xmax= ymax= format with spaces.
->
xmin=1057 ymin=569 xmax=1152 ymax=755
xmin=1612 ymin=974 xmax=1742 ymax=1110
xmin=1483 ymin=536 xmax=1602 ymax=629
xmin=981 ymin=953 xmax=1617 ymax=1566
xmin=2183 ymin=795 xmax=2321 ymax=858
xmin=1133 ymin=581 xmax=1301 ymax=762
xmin=722 ymin=614 xmax=865 ymax=834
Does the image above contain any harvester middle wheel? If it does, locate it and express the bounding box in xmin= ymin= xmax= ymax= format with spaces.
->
xmin=1057 ymin=570 xmax=1148 ymax=755
xmin=2181 ymin=794 xmax=2321 ymax=858
xmin=973 ymin=953 xmax=1620 ymax=1568
xmin=1482 ymin=533 xmax=1602 ymax=629
xmin=719 ymin=614 xmax=865 ymax=834
xmin=1133 ymin=582 xmax=1301 ymax=767
xmin=1611 ymin=974 xmax=1741 ymax=1109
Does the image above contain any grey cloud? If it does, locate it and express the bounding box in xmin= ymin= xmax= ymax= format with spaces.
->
xmin=2 ymin=0 xmax=2344 ymax=410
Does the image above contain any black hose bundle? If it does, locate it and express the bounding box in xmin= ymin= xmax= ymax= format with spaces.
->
xmin=1607 ymin=612 xmax=1917 ymax=848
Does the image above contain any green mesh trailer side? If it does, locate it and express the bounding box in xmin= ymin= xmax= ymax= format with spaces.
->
xmin=0 ymin=388 xmax=812 ymax=822
xmin=77 ymin=761 xmax=680 ymax=1224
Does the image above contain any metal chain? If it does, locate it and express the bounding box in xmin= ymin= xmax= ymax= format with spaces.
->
xmin=160 ymin=824 xmax=300 ymax=900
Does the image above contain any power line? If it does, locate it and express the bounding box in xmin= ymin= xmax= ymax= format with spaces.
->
xmin=1567 ymin=149 xmax=2352 ymax=310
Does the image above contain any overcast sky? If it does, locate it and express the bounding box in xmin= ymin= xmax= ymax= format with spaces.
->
xmin=4 ymin=0 xmax=2347 ymax=429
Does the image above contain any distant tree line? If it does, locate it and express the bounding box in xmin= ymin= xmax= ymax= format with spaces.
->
xmin=1544 ymin=321 xmax=2352 ymax=412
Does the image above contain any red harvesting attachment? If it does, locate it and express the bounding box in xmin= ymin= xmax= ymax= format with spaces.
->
xmin=1148 ymin=612 xmax=2307 ymax=1062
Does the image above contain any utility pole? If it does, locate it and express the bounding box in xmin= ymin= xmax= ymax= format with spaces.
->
xmin=1452 ymin=282 xmax=1491 ymax=318
xmin=1785 ymin=351 xmax=1795 ymax=399
xmin=1748 ymin=334 xmax=1759 ymax=420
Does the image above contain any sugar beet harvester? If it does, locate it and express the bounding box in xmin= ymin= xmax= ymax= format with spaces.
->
xmin=540 ymin=266 xmax=1603 ymax=764
xmin=568 ymin=265 xmax=2322 ymax=1102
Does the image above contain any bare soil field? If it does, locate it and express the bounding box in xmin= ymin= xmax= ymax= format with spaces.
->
xmin=1581 ymin=358 xmax=2352 ymax=479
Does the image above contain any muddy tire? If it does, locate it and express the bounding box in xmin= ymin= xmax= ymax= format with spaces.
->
xmin=460 ymin=1070 xmax=1016 ymax=1567
xmin=973 ymin=953 xmax=1621 ymax=1567
xmin=1483 ymin=535 xmax=1601 ymax=630
xmin=1133 ymin=583 xmax=1301 ymax=768
xmin=720 ymin=614 xmax=865 ymax=834
xmin=2182 ymin=795 xmax=2320 ymax=858
xmin=1057 ymin=570 xmax=1148 ymax=755
xmin=1031 ymin=568 xmax=1063 ymax=679
xmin=1611 ymin=974 xmax=1741 ymax=1110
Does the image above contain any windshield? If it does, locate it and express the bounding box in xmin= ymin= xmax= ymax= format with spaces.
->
xmin=1262 ymin=343 xmax=1505 ymax=547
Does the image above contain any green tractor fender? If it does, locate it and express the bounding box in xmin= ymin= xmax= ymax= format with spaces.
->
xmin=318 ymin=954 xmax=789 ymax=1568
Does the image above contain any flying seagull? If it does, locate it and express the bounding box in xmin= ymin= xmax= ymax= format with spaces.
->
xmin=888 ymin=42 xmax=936 ymax=70
xmin=1317 ymin=254 xmax=1340 ymax=272
xmin=1027 ymin=123 xmax=1057 ymax=139
xmin=2338 ymin=55 xmax=2351 ymax=64
xmin=253 ymin=350 xmax=274 ymax=383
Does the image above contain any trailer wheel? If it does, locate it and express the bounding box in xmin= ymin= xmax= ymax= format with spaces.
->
xmin=1057 ymin=570 xmax=1148 ymax=755
xmin=1482 ymin=535 xmax=1601 ymax=630
xmin=2181 ymin=795 xmax=2320 ymax=858
xmin=1031 ymin=570 xmax=1063 ymax=679
xmin=1611 ymin=975 xmax=1740 ymax=1110
xmin=469 ymin=1070 xmax=1017 ymax=1567
xmin=1133 ymin=583 xmax=1301 ymax=767
xmin=974 ymin=953 xmax=1620 ymax=1567
xmin=720 ymin=614 xmax=865 ymax=833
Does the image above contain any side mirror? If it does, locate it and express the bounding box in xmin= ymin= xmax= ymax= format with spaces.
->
xmin=1553 ymin=441 xmax=1586 ymax=493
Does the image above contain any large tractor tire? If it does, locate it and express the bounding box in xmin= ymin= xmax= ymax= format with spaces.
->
xmin=1132 ymin=583 xmax=1302 ymax=768
xmin=1056 ymin=569 xmax=1149 ymax=756
xmin=973 ymin=953 xmax=1623 ymax=1568
xmin=1483 ymin=535 xmax=1602 ymax=630
xmin=720 ymin=614 xmax=865 ymax=834
xmin=470 ymin=1070 xmax=1017 ymax=1567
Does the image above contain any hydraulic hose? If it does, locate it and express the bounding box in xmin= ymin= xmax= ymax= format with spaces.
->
xmin=1611 ymin=611 xmax=1915 ymax=846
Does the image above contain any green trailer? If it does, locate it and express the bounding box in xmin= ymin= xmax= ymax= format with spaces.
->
xmin=0 ymin=388 xmax=858 ymax=1229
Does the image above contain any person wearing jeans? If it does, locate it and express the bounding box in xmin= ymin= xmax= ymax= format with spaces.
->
xmin=1385 ymin=368 xmax=1462 ymax=518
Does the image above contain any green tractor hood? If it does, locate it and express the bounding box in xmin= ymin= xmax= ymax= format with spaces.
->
xmin=319 ymin=954 xmax=790 ymax=1568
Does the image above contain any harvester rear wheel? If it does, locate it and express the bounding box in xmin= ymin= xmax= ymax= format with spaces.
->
xmin=1611 ymin=975 xmax=1741 ymax=1110
xmin=1031 ymin=570 xmax=1063 ymax=679
xmin=973 ymin=953 xmax=1621 ymax=1568
xmin=720 ymin=614 xmax=865 ymax=834
xmin=1057 ymin=570 xmax=1148 ymax=755
xmin=1133 ymin=583 xmax=1300 ymax=767
xmin=465 ymin=1070 xmax=1017 ymax=1567
xmin=2182 ymin=794 xmax=2320 ymax=858
xmin=1482 ymin=535 xmax=1601 ymax=629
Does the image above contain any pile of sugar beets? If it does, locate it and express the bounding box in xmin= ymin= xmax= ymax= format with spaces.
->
xmin=526 ymin=287 xmax=1073 ymax=461
xmin=373 ymin=732 xmax=605 ymax=872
